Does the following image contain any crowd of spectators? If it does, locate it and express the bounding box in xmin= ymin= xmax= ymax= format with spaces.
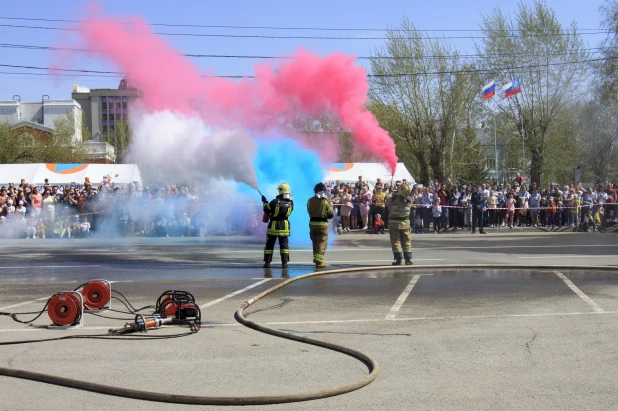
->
xmin=0 ymin=176 xmax=243 ymax=239
xmin=326 ymin=173 xmax=618 ymax=234
xmin=1 ymin=172 xmax=616 ymax=239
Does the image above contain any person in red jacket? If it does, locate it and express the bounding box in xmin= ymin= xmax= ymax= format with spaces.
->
xmin=374 ymin=213 xmax=385 ymax=234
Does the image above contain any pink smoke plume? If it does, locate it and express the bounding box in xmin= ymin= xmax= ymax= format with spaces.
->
xmin=65 ymin=13 xmax=398 ymax=173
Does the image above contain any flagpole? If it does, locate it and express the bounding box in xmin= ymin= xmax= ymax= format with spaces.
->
xmin=483 ymin=80 xmax=500 ymax=184
xmin=493 ymin=97 xmax=499 ymax=184
xmin=521 ymin=114 xmax=525 ymax=177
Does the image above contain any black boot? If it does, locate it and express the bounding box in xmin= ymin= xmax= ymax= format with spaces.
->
xmin=281 ymin=254 xmax=289 ymax=269
xmin=404 ymin=252 xmax=413 ymax=265
xmin=263 ymin=255 xmax=272 ymax=269
xmin=392 ymin=252 xmax=403 ymax=266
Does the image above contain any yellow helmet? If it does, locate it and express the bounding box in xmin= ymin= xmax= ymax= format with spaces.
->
xmin=398 ymin=183 xmax=411 ymax=197
xmin=277 ymin=182 xmax=290 ymax=195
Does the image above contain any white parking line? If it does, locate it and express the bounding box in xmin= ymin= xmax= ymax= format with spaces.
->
xmin=194 ymin=259 xmax=445 ymax=267
xmin=3 ymin=310 xmax=618 ymax=333
xmin=209 ymin=310 xmax=618 ymax=327
xmin=518 ymin=255 xmax=616 ymax=259
xmin=320 ymin=259 xmax=444 ymax=264
xmin=0 ymin=296 xmax=49 ymax=311
xmin=554 ymin=271 xmax=605 ymax=313
xmin=196 ymin=244 xmax=618 ymax=254
xmin=200 ymin=279 xmax=272 ymax=308
xmin=386 ymin=274 xmax=432 ymax=320
xmin=0 ymin=265 xmax=101 ymax=269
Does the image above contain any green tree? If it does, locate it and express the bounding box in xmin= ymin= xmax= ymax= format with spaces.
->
xmin=40 ymin=113 xmax=89 ymax=163
xmin=574 ymin=99 xmax=618 ymax=184
xmin=476 ymin=0 xmax=589 ymax=186
xmin=81 ymin=111 xmax=91 ymax=142
xmin=0 ymin=113 xmax=89 ymax=163
xmin=369 ymin=18 xmax=482 ymax=185
xmin=109 ymin=120 xmax=132 ymax=163
xmin=585 ymin=1 xmax=618 ymax=184
xmin=451 ymin=126 xmax=488 ymax=184
xmin=0 ymin=122 xmax=32 ymax=163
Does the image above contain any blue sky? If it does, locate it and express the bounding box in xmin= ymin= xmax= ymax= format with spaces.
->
xmin=0 ymin=0 xmax=607 ymax=101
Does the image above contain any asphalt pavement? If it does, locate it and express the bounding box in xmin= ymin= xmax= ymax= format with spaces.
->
xmin=0 ymin=231 xmax=617 ymax=410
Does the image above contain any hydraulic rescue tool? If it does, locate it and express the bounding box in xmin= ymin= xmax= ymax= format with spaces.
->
xmin=47 ymin=291 xmax=83 ymax=327
xmin=108 ymin=315 xmax=173 ymax=334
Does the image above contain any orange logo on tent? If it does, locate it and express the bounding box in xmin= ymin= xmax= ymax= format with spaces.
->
xmin=45 ymin=164 xmax=89 ymax=174
xmin=329 ymin=163 xmax=355 ymax=172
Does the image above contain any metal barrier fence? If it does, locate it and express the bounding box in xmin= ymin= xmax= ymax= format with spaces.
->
xmin=0 ymin=202 xmax=616 ymax=239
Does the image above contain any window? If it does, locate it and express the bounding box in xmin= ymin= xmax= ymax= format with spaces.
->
xmin=102 ymin=114 xmax=107 ymax=121
xmin=101 ymin=96 xmax=107 ymax=103
xmin=122 ymin=102 xmax=128 ymax=109
xmin=116 ymin=109 xmax=122 ymax=116
xmin=109 ymin=120 xmax=115 ymax=126
xmin=102 ymin=109 xmax=107 ymax=115
xmin=486 ymin=158 xmax=496 ymax=169
xmin=122 ymin=96 xmax=128 ymax=103
xmin=102 ymin=125 xmax=108 ymax=133
xmin=102 ymin=120 xmax=108 ymax=126
xmin=115 ymin=96 xmax=121 ymax=103
xmin=108 ymin=102 xmax=115 ymax=109
xmin=20 ymin=133 xmax=35 ymax=146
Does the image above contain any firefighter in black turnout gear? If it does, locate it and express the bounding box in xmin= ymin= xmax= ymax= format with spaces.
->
xmin=262 ymin=183 xmax=294 ymax=268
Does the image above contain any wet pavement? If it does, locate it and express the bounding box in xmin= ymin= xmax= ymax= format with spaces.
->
xmin=0 ymin=234 xmax=617 ymax=410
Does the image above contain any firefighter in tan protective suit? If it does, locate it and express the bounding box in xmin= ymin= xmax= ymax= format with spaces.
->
xmin=307 ymin=183 xmax=334 ymax=268
xmin=385 ymin=182 xmax=413 ymax=265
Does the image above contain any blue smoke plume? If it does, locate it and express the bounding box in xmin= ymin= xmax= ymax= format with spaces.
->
xmin=240 ymin=138 xmax=325 ymax=245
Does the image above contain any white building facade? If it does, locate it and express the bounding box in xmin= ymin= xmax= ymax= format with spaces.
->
xmin=0 ymin=99 xmax=83 ymax=143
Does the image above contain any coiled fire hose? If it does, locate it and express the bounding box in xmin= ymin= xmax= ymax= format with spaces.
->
xmin=2 ymin=264 xmax=618 ymax=405
xmin=0 ymin=267 xmax=382 ymax=406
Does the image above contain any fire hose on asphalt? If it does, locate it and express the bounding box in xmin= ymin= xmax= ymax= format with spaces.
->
xmin=1 ymin=264 xmax=617 ymax=405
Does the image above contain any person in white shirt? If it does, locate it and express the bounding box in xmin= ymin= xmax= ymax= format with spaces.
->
xmin=461 ymin=188 xmax=472 ymax=229
xmin=4 ymin=200 xmax=15 ymax=217
xmin=80 ymin=216 xmax=91 ymax=237
xmin=421 ymin=188 xmax=434 ymax=231
xmin=517 ymin=186 xmax=530 ymax=226
xmin=482 ymin=184 xmax=490 ymax=199
xmin=432 ymin=199 xmax=442 ymax=234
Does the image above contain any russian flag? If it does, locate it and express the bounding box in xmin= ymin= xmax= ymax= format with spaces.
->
xmin=482 ymin=80 xmax=495 ymax=100
xmin=502 ymin=78 xmax=521 ymax=98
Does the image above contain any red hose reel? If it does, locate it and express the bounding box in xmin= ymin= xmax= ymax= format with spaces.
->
xmin=81 ymin=280 xmax=111 ymax=311
xmin=46 ymin=280 xmax=111 ymax=327
xmin=47 ymin=292 xmax=83 ymax=327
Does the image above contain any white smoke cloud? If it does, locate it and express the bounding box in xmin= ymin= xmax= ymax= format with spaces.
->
xmin=128 ymin=110 xmax=258 ymax=188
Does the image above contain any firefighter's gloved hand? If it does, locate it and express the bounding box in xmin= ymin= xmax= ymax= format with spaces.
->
xmin=261 ymin=195 xmax=268 ymax=203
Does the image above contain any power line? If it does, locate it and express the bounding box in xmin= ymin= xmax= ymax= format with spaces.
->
xmin=0 ymin=64 xmax=245 ymax=78
xmin=0 ymin=70 xmax=119 ymax=78
xmin=0 ymin=15 xmax=606 ymax=33
xmin=0 ymin=56 xmax=606 ymax=80
xmin=0 ymin=23 xmax=609 ymax=40
xmin=0 ymin=42 xmax=605 ymax=60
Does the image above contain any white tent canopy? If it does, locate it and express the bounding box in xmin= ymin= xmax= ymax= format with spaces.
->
xmin=0 ymin=164 xmax=142 ymax=189
xmin=324 ymin=163 xmax=415 ymax=188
